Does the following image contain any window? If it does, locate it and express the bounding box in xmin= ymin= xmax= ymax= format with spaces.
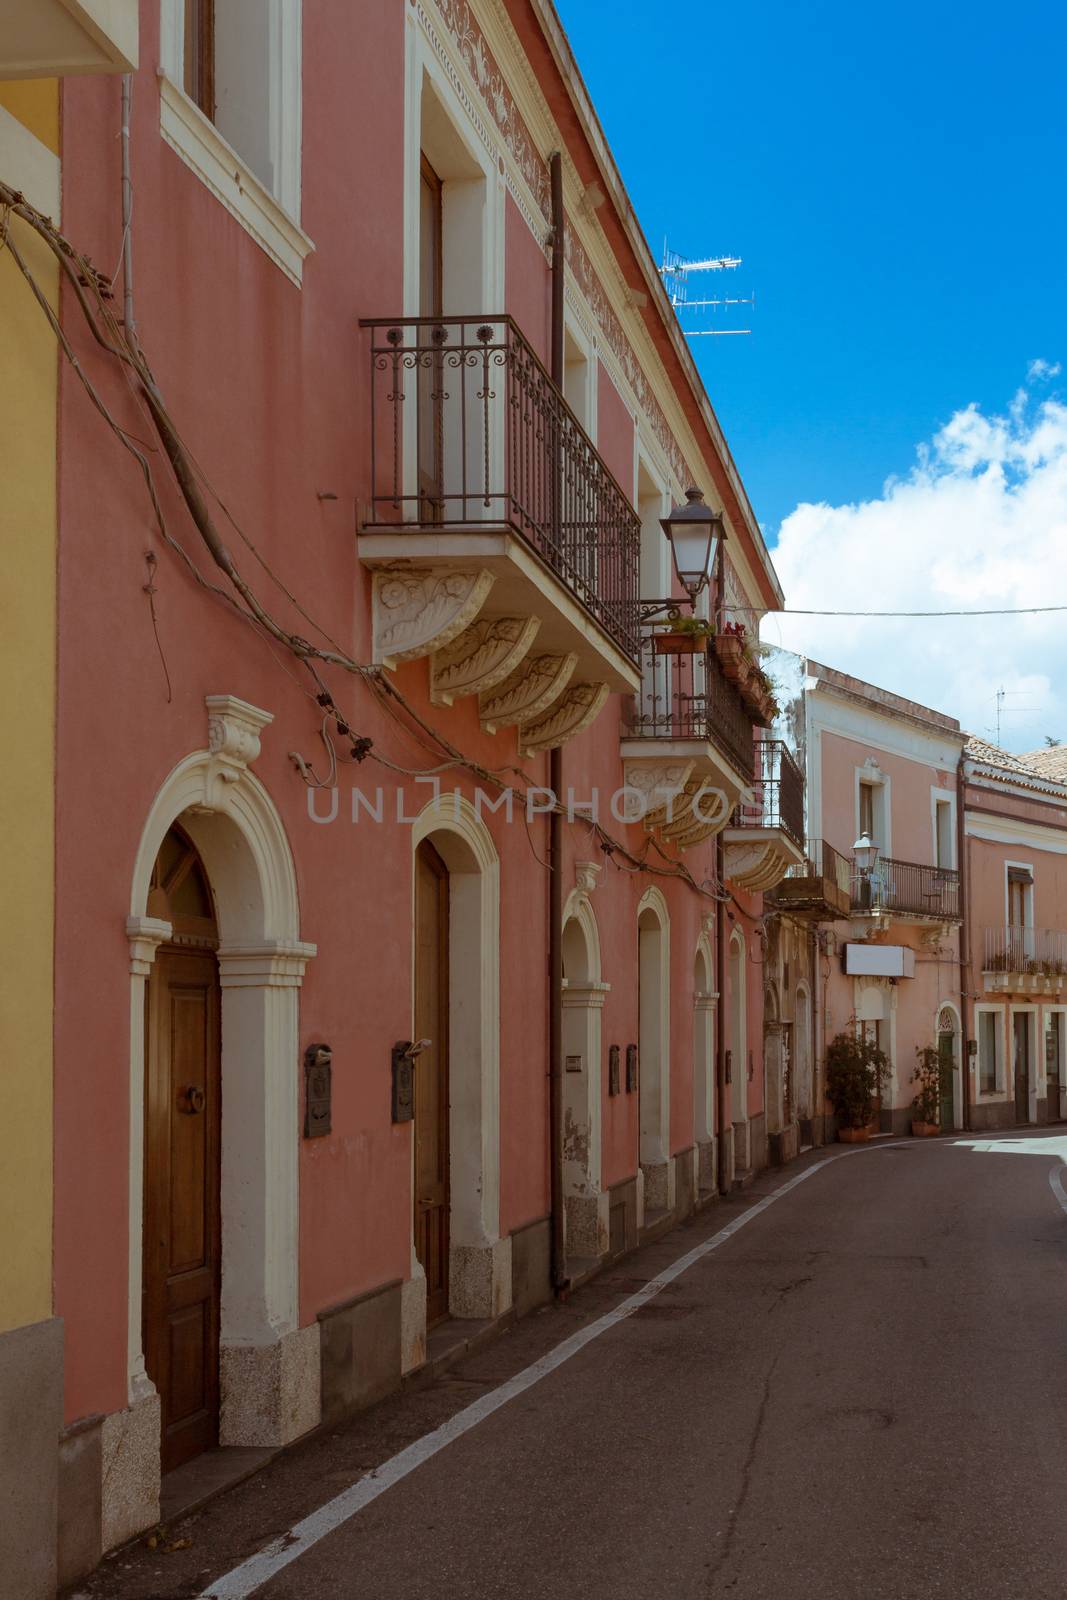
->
xmin=159 ymin=0 xmax=310 ymax=284
xmin=978 ymin=1009 xmax=1000 ymax=1094
xmin=1007 ymin=866 xmax=1033 ymax=930
xmin=859 ymin=780 xmax=875 ymax=842
xmin=935 ymin=798 xmax=953 ymax=868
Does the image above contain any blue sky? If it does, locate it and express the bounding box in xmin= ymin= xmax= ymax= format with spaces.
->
xmin=557 ymin=0 xmax=1065 ymax=534
xmin=557 ymin=0 xmax=1067 ymax=748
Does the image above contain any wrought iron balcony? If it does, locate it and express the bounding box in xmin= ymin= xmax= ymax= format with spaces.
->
xmin=982 ymin=925 xmax=1067 ymax=992
xmin=851 ymin=857 xmax=961 ymax=921
xmin=624 ymin=631 xmax=756 ymax=779
xmin=770 ymin=838 xmax=852 ymax=921
xmin=360 ymin=315 xmax=641 ymax=672
xmin=731 ymin=739 xmax=805 ymax=847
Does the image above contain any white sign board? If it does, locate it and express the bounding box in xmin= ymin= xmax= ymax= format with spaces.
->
xmin=844 ymin=943 xmax=916 ymax=978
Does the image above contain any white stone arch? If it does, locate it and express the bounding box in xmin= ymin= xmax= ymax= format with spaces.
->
xmin=123 ymin=697 xmax=317 ymax=1536
xmin=409 ymin=793 xmax=508 ymax=1340
xmin=936 ymin=1001 xmax=962 ymax=1130
xmin=729 ymin=926 xmax=748 ymax=1166
xmin=764 ymin=979 xmax=785 ymax=1135
xmin=693 ymin=928 xmax=716 ymax=1194
xmin=561 ymin=868 xmax=610 ymax=1259
xmin=637 ymin=886 xmax=673 ymax=1214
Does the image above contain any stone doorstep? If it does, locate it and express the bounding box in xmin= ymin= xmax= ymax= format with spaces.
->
xmin=159 ymin=1445 xmax=278 ymax=1528
xmin=638 ymin=1206 xmax=676 ymax=1247
xmin=402 ymin=1307 xmax=517 ymax=1394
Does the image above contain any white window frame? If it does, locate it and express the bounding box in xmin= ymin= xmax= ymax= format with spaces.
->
xmin=975 ymin=1003 xmax=1005 ymax=1097
xmin=1004 ymin=859 xmax=1034 ymax=928
xmin=854 ymin=762 xmax=891 ymax=855
xmin=158 ymin=0 xmax=312 ymax=286
xmin=562 ymin=312 xmax=596 ymax=442
xmin=930 ymin=788 xmax=956 ymax=870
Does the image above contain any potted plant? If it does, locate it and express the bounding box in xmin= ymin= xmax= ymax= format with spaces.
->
xmin=652 ymin=615 xmax=715 ymax=655
xmin=715 ymin=620 xmax=747 ymax=680
xmin=825 ymin=1029 xmax=890 ymax=1142
xmin=910 ymin=1045 xmax=941 ymax=1136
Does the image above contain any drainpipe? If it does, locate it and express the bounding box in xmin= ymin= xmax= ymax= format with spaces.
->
xmin=548 ymin=152 xmax=566 ymax=1291
xmin=716 ymin=842 xmax=729 ymax=1193
xmin=956 ymin=750 xmax=971 ymax=1131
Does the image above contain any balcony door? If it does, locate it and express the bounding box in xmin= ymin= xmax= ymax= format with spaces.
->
xmin=418 ymin=154 xmax=444 ymax=520
xmin=414 ymin=839 xmax=450 ymax=1326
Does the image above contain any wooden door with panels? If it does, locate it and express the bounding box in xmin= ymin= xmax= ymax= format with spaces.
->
xmin=414 ymin=839 xmax=450 ymax=1326
xmin=144 ymin=826 xmax=222 ymax=1473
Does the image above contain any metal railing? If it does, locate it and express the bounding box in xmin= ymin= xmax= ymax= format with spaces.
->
xmin=982 ymin=925 xmax=1067 ymax=976
xmin=851 ymin=856 xmax=961 ymax=919
xmin=773 ymin=838 xmax=852 ymax=917
xmin=361 ymin=314 xmax=641 ymax=662
xmin=625 ymin=630 xmax=756 ymax=779
xmin=731 ymin=739 xmax=805 ymax=845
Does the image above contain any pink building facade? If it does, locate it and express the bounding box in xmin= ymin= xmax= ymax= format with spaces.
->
xmin=3 ymin=2 xmax=808 ymax=1586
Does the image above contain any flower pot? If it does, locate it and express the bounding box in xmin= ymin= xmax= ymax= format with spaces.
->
xmin=715 ymin=635 xmax=744 ymax=680
xmin=910 ymin=1120 xmax=940 ymax=1138
xmin=653 ymin=632 xmax=704 ymax=656
xmin=837 ymin=1125 xmax=871 ymax=1143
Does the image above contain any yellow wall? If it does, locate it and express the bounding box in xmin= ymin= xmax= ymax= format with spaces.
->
xmin=0 ymin=79 xmax=58 ymax=1334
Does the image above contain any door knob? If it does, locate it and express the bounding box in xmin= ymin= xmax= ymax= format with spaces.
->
xmin=177 ymin=1085 xmax=206 ymax=1115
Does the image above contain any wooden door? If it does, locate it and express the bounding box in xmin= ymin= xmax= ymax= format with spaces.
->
xmin=144 ymin=946 xmax=221 ymax=1472
xmin=1014 ymin=1012 xmax=1031 ymax=1124
xmin=938 ymin=1031 xmax=955 ymax=1132
xmin=414 ymin=840 xmax=450 ymax=1326
xmin=1050 ymin=1015 xmax=1064 ymax=1122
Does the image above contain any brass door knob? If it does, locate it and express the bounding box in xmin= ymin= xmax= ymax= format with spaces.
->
xmin=178 ymin=1085 xmax=206 ymax=1115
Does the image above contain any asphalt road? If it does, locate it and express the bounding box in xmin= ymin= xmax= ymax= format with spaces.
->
xmin=77 ymin=1130 xmax=1067 ymax=1600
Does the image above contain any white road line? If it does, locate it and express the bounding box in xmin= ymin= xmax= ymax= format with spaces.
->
xmin=1048 ymin=1161 xmax=1067 ymax=1215
xmin=200 ymin=1146 xmax=902 ymax=1599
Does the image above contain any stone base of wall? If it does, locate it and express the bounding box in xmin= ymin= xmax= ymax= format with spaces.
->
xmin=450 ymin=1236 xmax=512 ymax=1320
xmin=696 ymin=1138 xmax=716 ymax=1195
xmin=640 ymin=1157 xmax=676 ymax=1214
xmin=969 ymin=1100 xmax=1019 ymax=1132
xmin=768 ymin=1123 xmax=800 ymax=1167
xmin=607 ymin=1175 xmax=638 ymax=1260
xmin=220 ymin=1325 xmax=321 ymax=1448
xmin=510 ymin=1216 xmax=551 ymax=1317
xmin=673 ymin=1145 xmax=696 ymax=1220
xmin=0 ymin=1316 xmax=62 ymax=1600
xmin=564 ymin=1190 xmax=609 ymax=1260
xmin=718 ymin=1125 xmax=735 ymax=1190
xmin=318 ymin=1280 xmax=402 ymax=1426
xmin=749 ymin=1113 xmax=768 ymax=1171
xmin=100 ymin=1384 xmax=161 ymax=1554
xmin=58 ymin=1412 xmax=102 ymax=1591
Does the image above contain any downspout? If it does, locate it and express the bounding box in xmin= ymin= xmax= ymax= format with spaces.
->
xmin=548 ymin=151 xmax=567 ymax=1290
xmin=956 ymin=751 xmax=971 ymax=1131
xmin=714 ymin=540 xmax=729 ymax=1193
xmin=120 ymin=74 xmax=136 ymax=346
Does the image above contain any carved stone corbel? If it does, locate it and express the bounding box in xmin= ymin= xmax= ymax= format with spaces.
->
xmin=430 ymin=616 xmax=540 ymax=705
xmin=575 ymin=861 xmax=602 ymax=895
xmin=202 ymin=695 xmax=273 ymax=810
xmin=620 ymin=760 xmax=695 ymax=827
xmin=372 ymin=569 xmax=495 ymax=667
xmin=520 ymin=682 xmax=610 ymax=755
xmin=479 ymin=652 xmax=577 ymax=732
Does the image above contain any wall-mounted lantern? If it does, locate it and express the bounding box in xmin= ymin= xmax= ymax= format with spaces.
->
xmin=391 ymin=1038 xmax=430 ymax=1124
xmin=660 ymin=487 xmax=725 ymax=602
xmin=303 ymin=1043 xmax=332 ymax=1138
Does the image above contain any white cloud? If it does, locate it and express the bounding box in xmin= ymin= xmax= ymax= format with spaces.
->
xmin=761 ymin=374 xmax=1067 ymax=752
xmin=1028 ymin=358 xmax=1062 ymax=381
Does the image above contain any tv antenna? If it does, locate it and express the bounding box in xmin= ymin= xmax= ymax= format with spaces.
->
xmin=659 ymin=242 xmax=754 ymax=338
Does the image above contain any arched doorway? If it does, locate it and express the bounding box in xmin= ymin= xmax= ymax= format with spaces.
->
xmin=937 ymin=1004 xmax=961 ymax=1132
xmin=638 ymin=891 xmax=672 ymax=1215
xmin=561 ymin=899 xmax=608 ymax=1259
xmin=729 ymin=929 xmax=748 ymax=1170
xmin=693 ymin=941 xmax=715 ymax=1194
xmin=144 ymin=826 xmax=222 ymax=1472
xmin=414 ymin=839 xmax=450 ymax=1326
xmin=794 ymin=984 xmax=813 ymax=1136
xmin=408 ymin=796 xmax=508 ymax=1355
xmin=764 ymin=982 xmax=783 ymax=1136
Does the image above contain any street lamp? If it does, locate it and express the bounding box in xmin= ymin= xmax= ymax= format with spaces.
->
xmin=660 ymin=487 xmax=725 ymax=603
xmin=852 ymin=832 xmax=877 ymax=874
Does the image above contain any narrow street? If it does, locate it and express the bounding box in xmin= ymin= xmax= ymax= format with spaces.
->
xmin=76 ymin=1131 xmax=1067 ymax=1600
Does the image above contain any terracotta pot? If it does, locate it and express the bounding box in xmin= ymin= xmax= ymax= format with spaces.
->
xmin=716 ymin=635 xmax=744 ymax=679
xmin=653 ymin=632 xmax=705 ymax=655
xmin=910 ymin=1120 xmax=940 ymax=1138
xmin=837 ymin=1124 xmax=871 ymax=1143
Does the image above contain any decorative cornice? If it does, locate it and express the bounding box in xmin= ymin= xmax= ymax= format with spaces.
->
xmin=373 ymin=568 xmax=495 ymax=665
xmin=126 ymin=916 xmax=173 ymax=976
xmin=430 ymin=615 xmax=540 ymax=705
xmin=217 ymin=940 xmax=318 ymax=989
xmin=520 ymin=682 xmax=610 ymax=755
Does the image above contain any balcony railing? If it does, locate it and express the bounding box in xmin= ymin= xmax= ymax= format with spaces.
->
xmin=851 ymin=857 xmax=961 ymax=920
xmin=361 ymin=314 xmax=641 ymax=662
xmin=625 ymin=631 xmax=756 ymax=779
xmin=983 ymin=925 xmax=1067 ymax=977
xmin=771 ymin=838 xmax=852 ymax=919
xmin=731 ymin=739 xmax=805 ymax=846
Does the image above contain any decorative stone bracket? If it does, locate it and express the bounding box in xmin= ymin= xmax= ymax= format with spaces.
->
xmin=723 ymin=837 xmax=801 ymax=892
xmin=202 ymin=694 xmax=273 ymax=810
xmin=371 ymin=566 xmax=611 ymax=755
xmin=621 ymin=758 xmax=738 ymax=851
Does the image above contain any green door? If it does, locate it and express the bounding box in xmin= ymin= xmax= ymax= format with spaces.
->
xmin=938 ymin=1032 xmax=955 ymax=1132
